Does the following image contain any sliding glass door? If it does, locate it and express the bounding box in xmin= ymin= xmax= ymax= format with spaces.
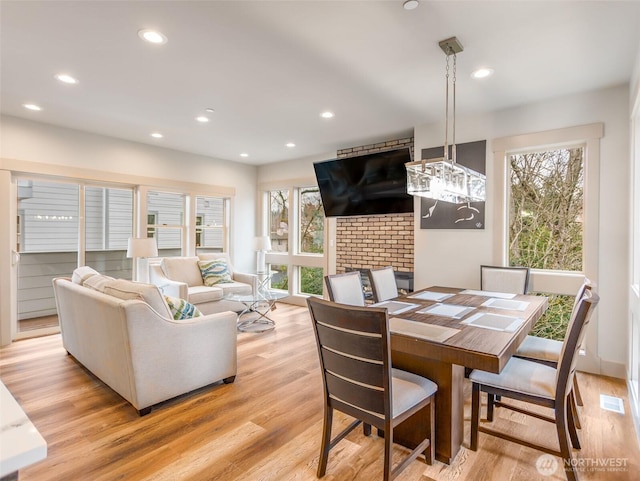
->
xmin=15 ymin=179 xmax=134 ymax=337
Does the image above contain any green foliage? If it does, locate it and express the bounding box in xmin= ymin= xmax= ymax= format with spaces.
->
xmin=509 ymin=148 xmax=583 ymax=271
xmin=300 ymin=188 xmax=324 ymax=254
xmin=300 ymin=267 xmax=323 ymax=295
xmin=530 ymin=293 xmax=574 ymax=341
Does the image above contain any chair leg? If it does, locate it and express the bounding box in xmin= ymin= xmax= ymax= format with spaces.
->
xmin=573 ymin=375 xmax=584 ymax=407
xmin=317 ymin=407 xmax=333 ymax=477
xmin=556 ymin=402 xmax=578 ymax=481
xmin=424 ymin=399 xmax=435 ymax=465
xmin=487 ymin=393 xmax=495 ymax=422
xmin=471 ymin=383 xmax=480 ymax=451
xmin=383 ymin=426 xmax=393 ymax=481
xmin=363 ymin=423 xmax=372 ymax=436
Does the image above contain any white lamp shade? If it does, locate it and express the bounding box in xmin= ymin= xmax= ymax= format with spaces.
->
xmin=252 ymin=236 xmax=272 ymax=252
xmin=126 ymin=237 xmax=158 ymax=258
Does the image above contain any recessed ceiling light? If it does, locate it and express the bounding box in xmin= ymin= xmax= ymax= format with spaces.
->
xmin=286 ymin=142 xmax=296 ymax=148
xmin=150 ymin=132 xmax=163 ymax=139
xmin=55 ymin=73 xmax=78 ymax=84
xmin=403 ymin=0 xmax=419 ymax=10
xmin=471 ymin=68 xmax=494 ymax=79
xmin=23 ymin=103 xmax=42 ymax=111
xmin=240 ymin=153 xmax=249 ymax=157
xmin=138 ymin=29 xmax=167 ymax=45
xmin=320 ymin=111 xmax=334 ymax=119
xmin=196 ymin=116 xmax=210 ymax=123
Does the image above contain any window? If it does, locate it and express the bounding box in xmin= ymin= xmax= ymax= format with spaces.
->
xmin=85 ymin=186 xmax=133 ymax=278
xmin=494 ymin=124 xmax=601 ymax=363
xmin=195 ymin=195 xmax=226 ymax=254
xmin=508 ymin=146 xmax=584 ymax=271
xmin=147 ymin=191 xmax=185 ymax=257
xmin=15 ymin=180 xmax=135 ymax=334
xmin=147 ymin=213 xmax=156 ymax=238
xmin=264 ymin=185 xmax=324 ymax=297
xmin=299 ymin=187 xmax=324 ymax=254
xmin=299 ymin=266 xmax=323 ymax=296
xmin=269 ymin=190 xmax=289 ymax=253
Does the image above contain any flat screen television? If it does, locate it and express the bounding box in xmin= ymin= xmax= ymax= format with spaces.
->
xmin=313 ymin=147 xmax=414 ymax=217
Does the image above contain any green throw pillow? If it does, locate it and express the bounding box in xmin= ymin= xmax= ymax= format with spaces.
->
xmin=198 ymin=259 xmax=232 ymax=286
xmin=164 ymin=295 xmax=202 ymax=320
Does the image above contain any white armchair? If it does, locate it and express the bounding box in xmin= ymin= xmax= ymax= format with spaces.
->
xmin=149 ymin=253 xmax=257 ymax=315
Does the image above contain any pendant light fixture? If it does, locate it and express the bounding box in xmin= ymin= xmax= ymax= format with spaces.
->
xmin=406 ymin=37 xmax=486 ymax=204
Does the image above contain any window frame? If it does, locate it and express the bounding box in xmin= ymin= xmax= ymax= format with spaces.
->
xmin=493 ymin=123 xmax=602 ymax=373
xmin=260 ymin=182 xmax=325 ymax=302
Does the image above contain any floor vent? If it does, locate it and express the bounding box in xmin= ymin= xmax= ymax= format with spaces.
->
xmin=600 ymin=394 xmax=625 ymax=414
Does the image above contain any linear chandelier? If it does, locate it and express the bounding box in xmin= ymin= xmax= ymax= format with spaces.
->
xmin=406 ymin=37 xmax=486 ymax=204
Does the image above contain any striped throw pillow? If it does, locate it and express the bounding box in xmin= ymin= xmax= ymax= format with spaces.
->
xmin=164 ymin=295 xmax=202 ymax=320
xmin=198 ymin=259 xmax=232 ymax=286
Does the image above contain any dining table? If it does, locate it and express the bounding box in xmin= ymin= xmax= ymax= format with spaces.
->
xmin=375 ymin=286 xmax=549 ymax=464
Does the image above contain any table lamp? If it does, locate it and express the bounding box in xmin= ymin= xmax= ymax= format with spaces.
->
xmin=252 ymin=236 xmax=272 ymax=274
xmin=127 ymin=237 xmax=158 ymax=283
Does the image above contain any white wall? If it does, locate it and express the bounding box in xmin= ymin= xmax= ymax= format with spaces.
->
xmin=0 ymin=115 xmax=258 ymax=271
xmin=257 ymin=151 xmax=334 ymax=185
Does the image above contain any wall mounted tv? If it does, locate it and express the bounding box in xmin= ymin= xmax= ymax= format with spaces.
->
xmin=313 ymin=147 xmax=414 ymax=217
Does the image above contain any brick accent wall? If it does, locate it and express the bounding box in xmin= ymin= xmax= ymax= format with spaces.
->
xmin=334 ymin=137 xmax=414 ymax=274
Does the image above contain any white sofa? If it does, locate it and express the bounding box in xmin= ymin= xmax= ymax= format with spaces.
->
xmin=149 ymin=253 xmax=256 ymax=315
xmin=53 ymin=270 xmax=238 ymax=416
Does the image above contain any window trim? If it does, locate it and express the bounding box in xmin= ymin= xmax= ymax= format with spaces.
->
xmin=260 ymin=181 xmax=325 ymax=302
xmin=493 ymin=123 xmax=602 ymax=373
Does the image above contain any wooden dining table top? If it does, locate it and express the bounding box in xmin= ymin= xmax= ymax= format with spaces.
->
xmin=387 ymin=286 xmax=549 ymax=374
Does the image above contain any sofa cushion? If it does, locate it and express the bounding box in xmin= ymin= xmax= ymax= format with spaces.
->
xmin=198 ymin=259 xmax=232 ymax=286
xmin=218 ymin=281 xmax=253 ymax=297
xmin=164 ymin=295 xmax=202 ymax=320
xmin=161 ymin=256 xmax=203 ymax=287
xmin=72 ymin=266 xmax=100 ymax=284
xmin=188 ymin=285 xmax=224 ymax=304
xmin=83 ymin=274 xmax=116 ymax=292
xmin=102 ymin=279 xmax=172 ymax=318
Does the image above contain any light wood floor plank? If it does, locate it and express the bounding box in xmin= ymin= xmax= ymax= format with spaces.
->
xmin=1 ymin=303 xmax=638 ymax=480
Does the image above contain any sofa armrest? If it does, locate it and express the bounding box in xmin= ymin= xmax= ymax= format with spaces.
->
xmin=232 ymin=271 xmax=259 ymax=294
xmin=124 ymin=304 xmax=238 ymax=409
xmin=149 ymin=263 xmax=189 ymax=299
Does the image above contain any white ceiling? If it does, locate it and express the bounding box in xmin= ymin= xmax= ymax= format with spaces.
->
xmin=2 ymin=1 xmax=640 ymax=165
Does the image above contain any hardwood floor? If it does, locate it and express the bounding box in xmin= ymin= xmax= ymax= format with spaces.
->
xmin=1 ymin=303 xmax=638 ymax=481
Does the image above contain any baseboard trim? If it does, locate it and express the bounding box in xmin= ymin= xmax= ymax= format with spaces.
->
xmin=627 ymin=378 xmax=640 ymax=446
xmin=600 ymin=359 xmax=627 ymax=379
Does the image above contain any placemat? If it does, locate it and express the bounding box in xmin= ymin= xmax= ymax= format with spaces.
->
xmin=390 ymin=317 xmax=460 ymax=343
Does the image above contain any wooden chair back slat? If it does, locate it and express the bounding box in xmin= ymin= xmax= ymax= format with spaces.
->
xmin=321 ymin=347 xmax=385 ymax=389
xmin=325 ymin=372 xmax=386 ymax=416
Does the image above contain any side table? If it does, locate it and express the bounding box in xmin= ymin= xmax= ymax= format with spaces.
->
xmin=227 ymin=290 xmax=288 ymax=332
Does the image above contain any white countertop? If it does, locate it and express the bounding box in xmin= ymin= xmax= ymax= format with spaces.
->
xmin=0 ymin=381 xmax=47 ymax=477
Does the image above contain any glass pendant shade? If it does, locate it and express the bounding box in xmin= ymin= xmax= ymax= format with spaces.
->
xmin=406 ymin=158 xmax=485 ymax=204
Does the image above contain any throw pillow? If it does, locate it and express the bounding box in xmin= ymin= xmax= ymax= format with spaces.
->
xmin=83 ymin=274 xmax=115 ymax=292
xmin=72 ymin=266 xmax=100 ymax=284
xmin=164 ymin=295 xmax=202 ymax=320
xmin=198 ymin=258 xmax=232 ymax=286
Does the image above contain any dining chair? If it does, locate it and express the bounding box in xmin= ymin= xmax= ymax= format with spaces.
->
xmin=514 ymin=279 xmax=592 ymax=413
xmin=324 ymin=271 xmax=365 ymax=306
xmin=469 ymin=289 xmax=599 ymax=481
xmin=480 ymin=265 xmax=530 ymax=294
xmin=307 ymin=297 xmax=437 ymax=481
xmin=368 ymin=266 xmax=399 ymax=303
